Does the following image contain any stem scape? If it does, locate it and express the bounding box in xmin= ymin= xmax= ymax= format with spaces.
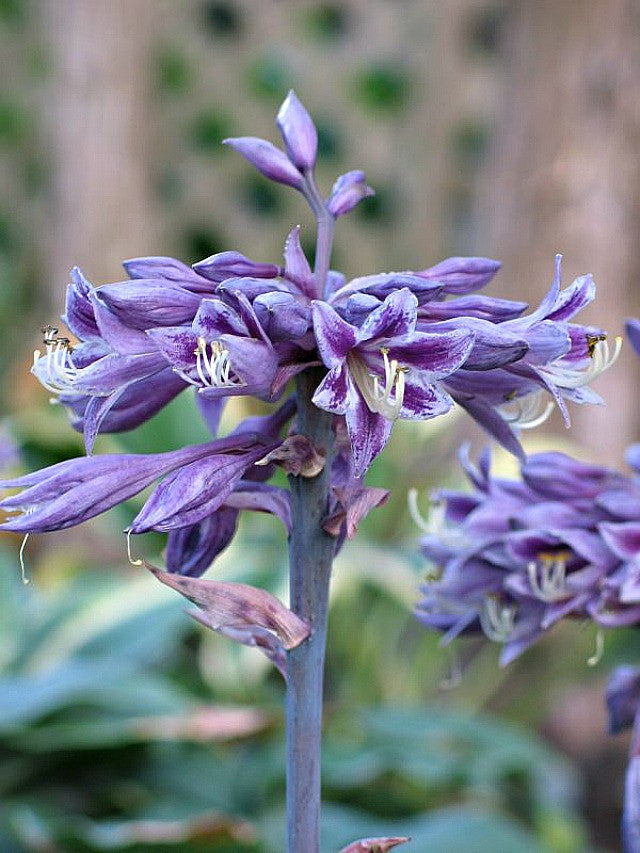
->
xmin=286 ymin=370 xmax=335 ymax=853
xmin=286 ymin=170 xmax=336 ymax=853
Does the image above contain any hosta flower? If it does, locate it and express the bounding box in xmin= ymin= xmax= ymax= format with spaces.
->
xmin=415 ymin=445 xmax=640 ymax=665
xmin=311 ymin=288 xmax=475 ymax=474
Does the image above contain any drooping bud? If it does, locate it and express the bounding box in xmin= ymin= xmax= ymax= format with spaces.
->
xmin=327 ymin=170 xmax=375 ymax=218
xmin=193 ymin=250 xmax=280 ymax=283
xmin=276 ymin=90 xmax=317 ymax=172
xmin=223 ymin=136 xmax=304 ymax=189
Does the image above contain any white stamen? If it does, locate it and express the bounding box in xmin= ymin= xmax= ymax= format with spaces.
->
xmin=543 ymin=336 xmax=622 ymax=390
xmin=479 ymin=595 xmax=516 ymax=643
xmin=408 ymin=489 xmax=445 ymax=535
xmin=32 ymin=340 xmax=80 ymax=397
xmin=527 ymin=553 xmax=569 ymax=602
xmin=587 ymin=628 xmax=605 ymax=667
xmin=193 ymin=338 xmax=243 ymax=389
xmin=19 ymin=533 xmax=30 ymax=585
xmin=126 ymin=530 xmax=143 ymax=566
xmin=500 ymin=391 xmax=555 ymax=430
xmin=349 ymin=348 xmax=408 ymax=421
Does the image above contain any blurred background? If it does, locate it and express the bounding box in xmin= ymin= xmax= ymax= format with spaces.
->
xmin=2 ymin=1 xmax=640 ymax=850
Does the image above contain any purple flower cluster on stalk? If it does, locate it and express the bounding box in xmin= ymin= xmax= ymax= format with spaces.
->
xmin=416 ymin=442 xmax=640 ymax=665
xmin=4 ymin=91 xmax=617 ymax=663
xmin=1 ymin=89 xmax=624 ymax=853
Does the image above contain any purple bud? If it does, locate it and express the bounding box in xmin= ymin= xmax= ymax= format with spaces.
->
xmin=327 ymin=170 xmax=375 ymax=218
xmin=276 ymin=90 xmax=317 ymax=172
xmin=223 ymin=136 xmax=303 ymax=189
xmin=193 ymin=250 xmax=281 ymax=283
xmin=418 ymin=256 xmax=501 ymax=295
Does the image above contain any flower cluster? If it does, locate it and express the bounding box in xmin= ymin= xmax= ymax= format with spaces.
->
xmin=2 ymin=91 xmax=616 ymax=671
xmin=415 ymin=435 xmax=640 ymax=665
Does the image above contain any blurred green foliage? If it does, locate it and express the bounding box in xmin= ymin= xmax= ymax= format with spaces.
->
xmin=352 ymin=63 xmax=412 ymax=114
xmin=245 ymin=54 xmax=292 ymax=102
xmin=302 ymin=4 xmax=350 ymax=42
xmin=0 ymin=545 xmax=587 ymax=852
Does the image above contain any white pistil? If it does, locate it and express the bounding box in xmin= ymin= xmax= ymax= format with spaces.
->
xmin=349 ymin=348 xmax=408 ymax=421
xmin=500 ymin=391 xmax=555 ymax=430
xmin=587 ymin=627 xmax=605 ymax=667
xmin=408 ymin=489 xmax=441 ymax=534
xmin=32 ymin=339 xmax=79 ymax=396
xmin=545 ymin=335 xmax=622 ymax=390
xmin=19 ymin=533 xmax=30 ymax=585
xmin=193 ymin=338 xmax=243 ymax=389
xmin=126 ymin=530 xmax=143 ymax=566
xmin=479 ymin=595 xmax=516 ymax=643
xmin=527 ymin=553 xmax=569 ymax=602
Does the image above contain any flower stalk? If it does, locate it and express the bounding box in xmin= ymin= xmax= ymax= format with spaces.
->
xmin=285 ymin=176 xmax=336 ymax=852
xmin=286 ymin=369 xmax=335 ymax=853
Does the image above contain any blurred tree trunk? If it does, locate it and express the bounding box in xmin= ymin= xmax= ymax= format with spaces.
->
xmin=479 ymin=0 xmax=640 ymax=465
xmin=41 ymin=0 xmax=164 ymax=306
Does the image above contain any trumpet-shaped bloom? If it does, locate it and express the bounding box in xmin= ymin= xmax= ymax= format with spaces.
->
xmin=311 ymin=288 xmax=476 ymax=474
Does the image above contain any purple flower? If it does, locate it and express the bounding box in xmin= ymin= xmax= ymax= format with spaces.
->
xmin=327 ymin=171 xmax=374 ymax=219
xmin=311 ymin=288 xmax=475 ymax=474
xmin=416 ymin=445 xmax=640 ymax=665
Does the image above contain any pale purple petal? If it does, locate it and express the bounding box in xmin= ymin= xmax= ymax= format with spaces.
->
xmin=193 ymin=251 xmax=280 ymax=284
xmin=451 ymin=394 xmax=525 ymax=461
xmin=283 ymin=225 xmax=315 ymax=296
xmin=276 ymin=90 xmax=317 ymax=171
xmin=123 ymin=256 xmax=213 ymax=292
xmin=599 ymin=522 xmax=640 ymax=560
xmin=63 ymin=267 xmax=100 ymax=340
xmin=95 ymin=280 xmax=201 ymax=330
xmin=129 ymin=445 xmax=271 ymax=533
xmin=327 ymin=170 xmax=375 ymax=218
xmin=417 ymin=256 xmax=501 ymax=294
xmin=546 ymin=274 xmax=595 ymax=321
xmin=223 ymin=136 xmax=303 ymax=188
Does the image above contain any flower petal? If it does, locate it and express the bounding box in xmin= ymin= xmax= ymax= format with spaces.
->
xmin=276 ymin=90 xmax=317 ymax=171
xmin=311 ymin=301 xmax=357 ymax=367
xmin=357 ymin=288 xmax=418 ymax=343
xmin=223 ymin=136 xmax=303 ymax=188
xmin=312 ymin=363 xmax=350 ymax=415
xmin=345 ymin=379 xmax=393 ymax=476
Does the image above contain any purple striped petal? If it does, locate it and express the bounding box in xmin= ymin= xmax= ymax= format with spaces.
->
xmin=345 ymin=379 xmax=393 ymax=476
xmin=312 ymin=362 xmax=350 ymax=415
xmin=357 ymin=288 xmax=418 ymax=343
xmin=312 ymin=301 xmax=357 ymax=367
